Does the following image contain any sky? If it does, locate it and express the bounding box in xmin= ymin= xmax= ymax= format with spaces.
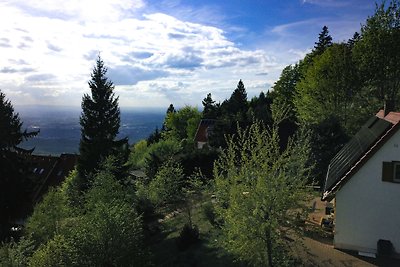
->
xmin=0 ymin=0 xmax=379 ymax=109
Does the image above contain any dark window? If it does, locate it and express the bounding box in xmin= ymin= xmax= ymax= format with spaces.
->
xmin=382 ymin=161 xmax=400 ymax=183
xmin=393 ymin=162 xmax=400 ymax=182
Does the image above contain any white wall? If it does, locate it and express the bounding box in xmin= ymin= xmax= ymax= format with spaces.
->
xmin=335 ymin=129 xmax=400 ymax=254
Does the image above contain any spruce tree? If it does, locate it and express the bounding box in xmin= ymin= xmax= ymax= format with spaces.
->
xmin=228 ymin=80 xmax=248 ymax=114
xmin=0 ymin=90 xmax=38 ymax=240
xmin=202 ymin=93 xmax=217 ymax=119
xmin=77 ymin=56 xmax=128 ymax=188
xmin=313 ymin=26 xmax=333 ymax=55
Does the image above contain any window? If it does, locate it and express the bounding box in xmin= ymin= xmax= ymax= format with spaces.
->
xmin=39 ymin=168 xmax=44 ymax=175
xmin=394 ymin=162 xmax=400 ymax=182
xmin=382 ymin=161 xmax=400 ymax=183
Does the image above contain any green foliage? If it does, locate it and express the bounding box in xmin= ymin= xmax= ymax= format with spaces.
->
xmin=0 ymin=91 xmax=38 ymax=150
xmin=176 ymin=223 xmax=199 ymax=250
xmin=77 ymin=56 xmax=128 ymax=188
xmin=202 ymin=93 xmax=218 ymax=119
xmin=163 ymin=105 xmax=202 ymax=141
xmin=295 ymin=43 xmax=364 ymax=133
xmin=226 ymin=80 xmax=248 ymax=115
xmin=310 ymin=116 xmax=349 ymax=185
xmin=271 ymin=64 xmax=300 ymax=120
xmin=353 ymin=0 xmax=400 ymax=107
xmin=144 ymin=139 xmax=182 ymax=179
xmin=71 ymin=173 xmax=148 ymax=266
xmin=28 ymin=235 xmax=78 ymax=267
xmin=128 ymin=140 xmax=149 ymax=169
xmin=0 ymin=90 xmax=38 ymax=240
xmin=214 ymin=113 xmax=313 ymax=266
xmin=202 ymin=202 xmax=218 ymax=227
xmin=313 ymin=25 xmax=333 ymax=56
xmin=21 ymin=164 xmax=149 ymax=266
xmin=25 ymin=188 xmax=70 ymax=246
xmin=0 ymin=236 xmax=35 ymax=267
xmin=182 ymin=171 xmax=204 ymax=227
xmin=148 ymin=159 xmax=185 ymax=205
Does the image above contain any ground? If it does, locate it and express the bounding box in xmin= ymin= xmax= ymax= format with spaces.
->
xmin=299 ymin=197 xmax=400 ymax=267
xmin=147 ymin=196 xmax=400 ymax=266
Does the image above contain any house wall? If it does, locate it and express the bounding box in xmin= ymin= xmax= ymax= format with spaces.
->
xmin=335 ymin=129 xmax=400 ymax=254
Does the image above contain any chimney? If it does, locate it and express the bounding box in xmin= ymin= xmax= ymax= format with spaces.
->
xmin=384 ymin=99 xmax=395 ymax=116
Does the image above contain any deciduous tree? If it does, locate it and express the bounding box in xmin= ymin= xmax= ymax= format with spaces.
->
xmin=214 ymin=108 xmax=313 ymax=266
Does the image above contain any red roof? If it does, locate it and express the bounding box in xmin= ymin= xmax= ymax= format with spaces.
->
xmin=194 ymin=119 xmax=216 ymax=143
xmin=376 ymin=109 xmax=400 ymax=124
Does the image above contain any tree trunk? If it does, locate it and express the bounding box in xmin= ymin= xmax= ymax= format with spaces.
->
xmin=266 ymin=228 xmax=273 ymax=267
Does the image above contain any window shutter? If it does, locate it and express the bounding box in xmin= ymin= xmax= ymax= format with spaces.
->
xmin=382 ymin=162 xmax=394 ymax=182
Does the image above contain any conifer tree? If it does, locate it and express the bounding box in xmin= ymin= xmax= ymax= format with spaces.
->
xmin=202 ymin=93 xmax=217 ymax=119
xmin=0 ymin=90 xmax=38 ymax=240
xmin=77 ymin=56 xmax=128 ymax=188
xmin=313 ymin=26 xmax=333 ymax=55
xmin=228 ymin=80 xmax=248 ymax=114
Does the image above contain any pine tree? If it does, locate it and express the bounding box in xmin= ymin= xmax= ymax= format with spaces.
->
xmin=0 ymin=90 xmax=38 ymax=240
xmin=313 ymin=26 xmax=333 ymax=55
xmin=227 ymin=80 xmax=248 ymax=115
xmin=77 ymin=56 xmax=128 ymax=188
xmin=202 ymin=93 xmax=217 ymax=119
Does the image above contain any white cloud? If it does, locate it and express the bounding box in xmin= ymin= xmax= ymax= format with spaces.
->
xmin=0 ymin=1 xmax=275 ymax=108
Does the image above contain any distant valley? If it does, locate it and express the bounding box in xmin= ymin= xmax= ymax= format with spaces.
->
xmin=17 ymin=106 xmax=165 ymax=155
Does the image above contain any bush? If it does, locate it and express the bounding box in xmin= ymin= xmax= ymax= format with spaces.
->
xmin=176 ymin=224 xmax=199 ymax=250
xmin=148 ymin=159 xmax=184 ymax=205
xmin=0 ymin=236 xmax=35 ymax=267
xmin=29 ymin=235 xmax=78 ymax=267
xmin=202 ymin=202 xmax=217 ymax=226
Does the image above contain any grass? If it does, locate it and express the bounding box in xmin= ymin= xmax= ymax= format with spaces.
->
xmin=147 ymin=200 xmax=246 ymax=267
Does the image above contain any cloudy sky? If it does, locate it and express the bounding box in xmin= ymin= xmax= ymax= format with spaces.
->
xmin=0 ymin=0 xmax=378 ymax=108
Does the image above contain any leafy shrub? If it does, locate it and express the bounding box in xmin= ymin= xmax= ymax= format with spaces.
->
xmin=148 ymin=159 xmax=184 ymax=205
xmin=202 ymin=202 xmax=218 ymax=226
xmin=29 ymin=235 xmax=78 ymax=267
xmin=0 ymin=236 xmax=35 ymax=267
xmin=135 ymin=181 xmax=155 ymax=221
xmin=25 ymin=188 xmax=70 ymax=246
xmin=176 ymin=224 xmax=199 ymax=250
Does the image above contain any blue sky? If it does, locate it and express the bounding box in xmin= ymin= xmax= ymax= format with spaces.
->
xmin=0 ymin=0 xmax=378 ymax=108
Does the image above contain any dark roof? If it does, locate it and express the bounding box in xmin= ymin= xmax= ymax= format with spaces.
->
xmin=30 ymin=153 xmax=78 ymax=203
xmin=322 ymin=110 xmax=400 ymax=201
xmin=194 ymin=119 xmax=216 ymax=143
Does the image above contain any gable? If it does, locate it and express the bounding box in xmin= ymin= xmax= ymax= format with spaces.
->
xmin=322 ymin=111 xmax=400 ymax=201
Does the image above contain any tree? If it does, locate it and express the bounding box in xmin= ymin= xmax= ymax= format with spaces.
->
xmin=202 ymin=93 xmax=218 ymax=119
xmin=226 ymin=80 xmax=248 ymax=115
xmin=27 ymin=168 xmax=149 ymax=266
xmin=347 ymin=32 xmax=361 ymax=48
xmin=214 ymin=110 xmax=313 ymax=266
xmin=163 ymin=106 xmax=201 ymax=141
xmin=313 ymin=25 xmax=333 ymax=56
xmin=77 ymin=56 xmax=128 ymax=189
xmin=271 ymin=64 xmax=300 ymax=117
xmin=148 ymin=159 xmax=185 ymax=205
xmin=0 ymin=90 xmax=38 ymax=240
xmin=353 ymin=0 xmax=400 ymax=110
xmin=295 ymin=43 xmax=364 ymax=133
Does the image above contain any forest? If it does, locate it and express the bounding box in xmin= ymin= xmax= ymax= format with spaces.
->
xmin=1 ymin=1 xmax=400 ymax=266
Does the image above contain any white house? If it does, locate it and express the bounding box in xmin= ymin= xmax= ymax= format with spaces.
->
xmin=322 ymin=110 xmax=400 ymax=257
